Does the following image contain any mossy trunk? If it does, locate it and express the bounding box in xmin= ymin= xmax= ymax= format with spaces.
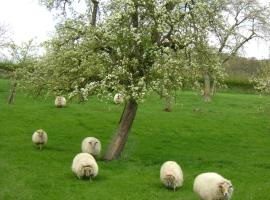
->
xmin=104 ymin=100 xmax=138 ymax=161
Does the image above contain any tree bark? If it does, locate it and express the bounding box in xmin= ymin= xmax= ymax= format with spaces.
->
xmin=7 ymin=82 xmax=17 ymax=104
xmin=91 ymin=0 xmax=99 ymax=27
xmin=211 ymin=79 xmax=216 ymax=96
xmin=104 ymin=100 xmax=138 ymax=161
xmin=164 ymin=95 xmax=172 ymax=112
xmin=203 ymin=71 xmax=211 ymax=102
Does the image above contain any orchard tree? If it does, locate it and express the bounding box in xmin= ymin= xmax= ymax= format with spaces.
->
xmin=203 ymin=0 xmax=270 ymax=101
xmin=23 ymin=0 xmax=232 ymax=160
xmin=251 ymin=61 xmax=270 ymax=94
xmin=7 ymin=40 xmax=39 ymax=104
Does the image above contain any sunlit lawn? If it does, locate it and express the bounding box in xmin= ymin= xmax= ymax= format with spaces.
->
xmin=1 ymin=78 xmax=270 ymax=200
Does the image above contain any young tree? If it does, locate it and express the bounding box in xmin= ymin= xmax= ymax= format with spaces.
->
xmin=23 ymin=0 xmax=233 ymax=160
xmin=7 ymin=40 xmax=39 ymax=104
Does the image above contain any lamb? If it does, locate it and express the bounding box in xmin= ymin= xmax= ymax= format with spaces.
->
xmin=32 ymin=129 xmax=48 ymax=150
xmin=81 ymin=137 xmax=102 ymax=157
xmin=71 ymin=152 xmax=99 ymax=180
xmin=193 ymin=172 xmax=233 ymax=200
xmin=160 ymin=161 xmax=184 ymax=191
xmin=113 ymin=93 xmax=124 ymax=104
xmin=55 ymin=96 xmax=66 ymax=107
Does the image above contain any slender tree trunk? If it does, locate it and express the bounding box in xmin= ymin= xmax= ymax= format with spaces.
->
xmin=104 ymin=100 xmax=138 ymax=161
xmin=211 ymin=79 xmax=216 ymax=96
xmin=203 ymin=71 xmax=211 ymax=102
xmin=91 ymin=0 xmax=99 ymax=26
xmin=7 ymin=82 xmax=17 ymax=104
xmin=164 ymin=95 xmax=172 ymax=112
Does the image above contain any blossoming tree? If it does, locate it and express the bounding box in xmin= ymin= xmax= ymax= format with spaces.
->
xmin=22 ymin=0 xmax=230 ymax=160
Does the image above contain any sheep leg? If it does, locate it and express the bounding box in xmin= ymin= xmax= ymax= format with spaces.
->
xmin=39 ymin=144 xmax=42 ymax=150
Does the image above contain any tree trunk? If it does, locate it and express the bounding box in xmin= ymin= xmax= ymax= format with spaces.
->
xmin=91 ymin=0 xmax=99 ymax=26
xmin=7 ymin=82 xmax=17 ymax=104
xmin=104 ymin=100 xmax=138 ymax=161
xmin=203 ymin=71 xmax=211 ymax=102
xmin=211 ymin=79 xmax=216 ymax=96
xmin=164 ymin=95 xmax=172 ymax=112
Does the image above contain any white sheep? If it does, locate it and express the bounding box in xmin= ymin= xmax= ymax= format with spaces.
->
xmin=71 ymin=152 xmax=99 ymax=180
xmin=32 ymin=129 xmax=48 ymax=150
xmin=55 ymin=96 xmax=66 ymax=108
xmin=160 ymin=161 xmax=184 ymax=191
xmin=81 ymin=137 xmax=101 ymax=157
xmin=113 ymin=93 xmax=124 ymax=104
xmin=193 ymin=172 xmax=233 ymax=200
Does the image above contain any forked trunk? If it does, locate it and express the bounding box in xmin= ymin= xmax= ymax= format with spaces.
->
xmin=104 ymin=100 xmax=138 ymax=161
xmin=7 ymin=82 xmax=17 ymax=104
xmin=203 ymin=71 xmax=211 ymax=102
xmin=164 ymin=95 xmax=172 ymax=112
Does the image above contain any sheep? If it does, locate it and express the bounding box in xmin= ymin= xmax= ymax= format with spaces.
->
xmin=55 ymin=96 xmax=66 ymax=108
xmin=32 ymin=129 xmax=48 ymax=150
xmin=193 ymin=172 xmax=233 ymax=200
xmin=71 ymin=152 xmax=98 ymax=180
xmin=160 ymin=161 xmax=184 ymax=191
xmin=113 ymin=93 xmax=124 ymax=104
xmin=81 ymin=137 xmax=102 ymax=157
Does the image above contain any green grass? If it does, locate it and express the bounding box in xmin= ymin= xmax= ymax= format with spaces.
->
xmin=1 ymin=78 xmax=270 ymax=200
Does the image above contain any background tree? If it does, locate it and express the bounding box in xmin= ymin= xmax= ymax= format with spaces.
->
xmin=251 ymin=60 xmax=270 ymax=94
xmin=203 ymin=0 xmax=270 ymax=101
xmin=0 ymin=22 xmax=11 ymax=50
xmin=6 ymin=40 xmax=39 ymax=104
xmin=152 ymin=0 xmax=225 ymax=111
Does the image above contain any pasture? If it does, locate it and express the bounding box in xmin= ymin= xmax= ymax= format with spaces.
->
xmin=0 ymin=78 xmax=270 ymax=200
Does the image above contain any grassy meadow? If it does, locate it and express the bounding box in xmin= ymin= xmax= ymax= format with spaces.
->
xmin=1 ymin=78 xmax=270 ymax=200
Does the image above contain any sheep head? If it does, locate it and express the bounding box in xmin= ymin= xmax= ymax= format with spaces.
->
xmin=37 ymin=130 xmax=44 ymax=139
xmin=165 ymin=174 xmax=176 ymax=191
xmin=219 ymin=181 xmax=233 ymax=198
xmin=88 ymin=141 xmax=99 ymax=150
xmin=83 ymin=165 xmax=93 ymax=179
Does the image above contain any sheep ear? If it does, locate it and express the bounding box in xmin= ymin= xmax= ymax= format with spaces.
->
xmin=227 ymin=181 xmax=233 ymax=188
xmin=218 ymin=182 xmax=224 ymax=189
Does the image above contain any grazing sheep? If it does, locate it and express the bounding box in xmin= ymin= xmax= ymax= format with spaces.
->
xmin=32 ymin=129 xmax=48 ymax=150
xmin=71 ymin=153 xmax=98 ymax=180
xmin=114 ymin=93 xmax=124 ymax=104
xmin=160 ymin=161 xmax=184 ymax=191
xmin=81 ymin=137 xmax=101 ymax=157
xmin=193 ymin=172 xmax=233 ymax=200
xmin=55 ymin=96 xmax=66 ymax=107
